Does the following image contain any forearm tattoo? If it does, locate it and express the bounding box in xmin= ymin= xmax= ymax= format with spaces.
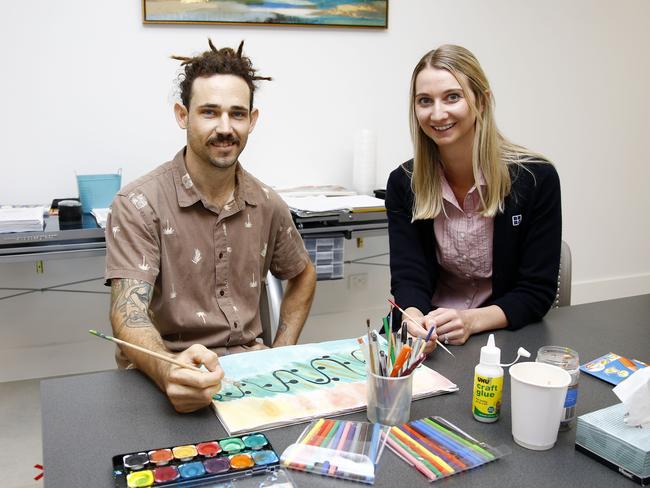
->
xmin=276 ymin=322 xmax=288 ymax=335
xmin=111 ymin=279 xmax=154 ymax=331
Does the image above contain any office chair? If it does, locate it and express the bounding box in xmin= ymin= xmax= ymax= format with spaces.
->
xmin=554 ymin=240 xmax=572 ymax=307
xmin=259 ymin=271 xmax=283 ymax=346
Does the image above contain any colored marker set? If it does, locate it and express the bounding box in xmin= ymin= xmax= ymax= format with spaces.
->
xmin=385 ymin=416 xmax=507 ymax=482
xmin=280 ymin=418 xmax=389 ymax=484
xmin=112 ymin=433 xmax=279 ymax=487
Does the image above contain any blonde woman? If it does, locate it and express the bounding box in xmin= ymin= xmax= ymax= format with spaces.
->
xmin=386 ymin=45 xmax=561 ymax=353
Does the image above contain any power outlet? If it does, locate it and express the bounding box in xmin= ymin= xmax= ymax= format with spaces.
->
xmin=348 ymin=273 xmax=368 ymax=290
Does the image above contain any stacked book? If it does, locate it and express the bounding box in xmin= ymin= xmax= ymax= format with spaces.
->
xmin=0 ymin=206 xmax=45 ymax=233
xmin=576 ymin=403 xmax=650 ymax=485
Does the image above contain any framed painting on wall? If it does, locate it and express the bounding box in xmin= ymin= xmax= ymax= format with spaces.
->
xmin=143 ymin=0 xmax=388 ymax=28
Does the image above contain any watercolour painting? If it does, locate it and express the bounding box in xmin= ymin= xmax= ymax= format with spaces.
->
xmin=212 ymin=338 xmax=458 ymax=435
xmin=143 ymin=0 xmax=388 ymax=28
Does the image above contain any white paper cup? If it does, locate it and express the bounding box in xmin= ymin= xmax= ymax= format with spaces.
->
xmin=509 ymin=362 xmax=571 ymax=450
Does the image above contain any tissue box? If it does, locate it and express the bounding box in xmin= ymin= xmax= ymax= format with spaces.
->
xmin=576 ymin=403 xmax=650 ymax=485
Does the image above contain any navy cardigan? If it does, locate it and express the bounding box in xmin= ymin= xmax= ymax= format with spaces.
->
xmin=386 ymin=159 xmax=562 ymax=330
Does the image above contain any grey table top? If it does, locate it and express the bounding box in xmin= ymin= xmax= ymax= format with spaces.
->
xmin=42 ymin=294 xmax=650 ymax=487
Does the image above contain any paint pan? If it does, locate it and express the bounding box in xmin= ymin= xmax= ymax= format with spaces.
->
xmin=112 ymin=433 xmax=280 ymax=487
xmin=172 ymin=445 xmax=197 ymax=461
xmin=148 ymin=449 xmax=173 ymax=466
xmin=220 ymin=437 xmax=246 ymax=453
xmin=196 ymin=441 xmax=221 ymax=457
xmin=243 ymin=433 xmax=268 ymax=450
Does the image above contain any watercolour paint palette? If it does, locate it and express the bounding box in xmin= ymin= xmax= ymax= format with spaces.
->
xmin=580 ymin=352 xmax=648 ymax=385
xmin=112 ymin=433 xmax=280 ymax=487
xmin=212 ymin=338 xmax=458 ymax=435
xmin=281 ymin=419 xmax=389 ymax=484
xmin=385 ymin=416 xmax=508 ymax=482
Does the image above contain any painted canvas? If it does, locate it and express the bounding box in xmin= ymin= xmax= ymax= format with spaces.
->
xmin=212 ymin=338 xmax=458 ymax=435
xmin=143 ymin=1 xmax=389 ymax=28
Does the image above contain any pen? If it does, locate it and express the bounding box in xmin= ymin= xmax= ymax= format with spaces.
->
xmin=390 ymin=345 xmax=412 ymax=377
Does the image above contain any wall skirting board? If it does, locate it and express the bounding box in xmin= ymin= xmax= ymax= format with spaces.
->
xmin=572 ymin=273 xmax=650 ymax=305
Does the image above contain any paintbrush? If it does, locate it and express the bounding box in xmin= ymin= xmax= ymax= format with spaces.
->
xmin=89 ymin=330 xmax=238 ymax=385
xmin=387 ymin=299 xmax=455 ymax=357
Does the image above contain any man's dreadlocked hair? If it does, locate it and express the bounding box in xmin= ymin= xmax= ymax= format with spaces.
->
xmin=171 ymin=39 xmax=271 ymax=111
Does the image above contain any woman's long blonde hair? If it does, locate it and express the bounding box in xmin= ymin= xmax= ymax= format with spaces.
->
xmin=409 ymin=45 xmax=542 ymax=220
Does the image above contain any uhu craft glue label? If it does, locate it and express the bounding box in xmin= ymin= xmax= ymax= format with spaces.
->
xmin=472 ymin=373 xmax=503 ymax=421
xmin=472 ymin=334 xmax=504 ymax=423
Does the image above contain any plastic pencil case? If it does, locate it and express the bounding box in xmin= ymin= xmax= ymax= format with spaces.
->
xmin=112 ymin=433 xmax=280 ymax=487
xmin=280 ymin=419 xmax=389 ymax=485
xmin=385 ymin=416 xmax=510 ymax=483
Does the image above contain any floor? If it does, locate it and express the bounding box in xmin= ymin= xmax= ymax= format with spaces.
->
xmin=1 ymin=379 xmax=44 ymax=488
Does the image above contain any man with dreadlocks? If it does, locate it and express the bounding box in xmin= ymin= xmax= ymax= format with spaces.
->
xmin=104 ymin=40 xmax=316 ymax=413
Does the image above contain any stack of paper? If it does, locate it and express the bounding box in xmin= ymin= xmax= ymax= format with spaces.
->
xmin=0 ymin=206 xmax=45 ymax=233
xmin=281 ymin=195 xmax=385 ymax=216
xmin=90 ymin=208 xmax=110 ymax=228
xmin=275 ymin=185 xmax=357 ymax=198
xmin=576 ymin=403 xmax=650 ymax=484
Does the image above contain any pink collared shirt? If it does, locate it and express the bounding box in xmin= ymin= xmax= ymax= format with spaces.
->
xmin=432 ymin=172 xmax=494 ymax=310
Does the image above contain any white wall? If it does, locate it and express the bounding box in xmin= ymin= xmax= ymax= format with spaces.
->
xmin=1 ymin=1 xmax=649 ymax=379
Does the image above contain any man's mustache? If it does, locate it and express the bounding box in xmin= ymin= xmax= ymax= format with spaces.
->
xmin=208 ymin=134 xmax=239 ymax=145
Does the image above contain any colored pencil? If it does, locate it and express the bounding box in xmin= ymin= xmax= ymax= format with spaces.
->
xmin=390 ymin=427 xmax=455 ymax=475
xmin=424 ymin=418 xmax=494 ymax=460
xmin=88 ymin=330 xmax=238 ymax=384
xmin=402 ymin=423 xmax=468 ymax=470
xmin=329 ymin=421 xmax=352 ymax=475
xmin=384 ymin=433 xmax=439 ymax=481
xmin=388 ymin=431 xmax=442 ymax=477
xmin=413 ymin=420 xmax=483 ymax=465
xmin=387 ymin=299 xmax=455 ymax=357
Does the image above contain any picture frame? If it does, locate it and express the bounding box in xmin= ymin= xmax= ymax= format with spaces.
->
xmin=142 ymin=1 xmax=388 ymax=29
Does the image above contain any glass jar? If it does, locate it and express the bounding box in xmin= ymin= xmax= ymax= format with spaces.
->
xmin=535 ymin=346 xmax=580 ymax=430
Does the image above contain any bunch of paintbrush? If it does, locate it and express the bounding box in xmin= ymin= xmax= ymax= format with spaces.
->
xmin=358 ymin=310 xmax=430 ymax=379
xmin=280 ymin=419 xmax=388 ymax=484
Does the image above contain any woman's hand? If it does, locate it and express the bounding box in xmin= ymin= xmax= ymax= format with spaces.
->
xmin=402 ymin=307 xmax=438 ymax=354
xmin=424 ymin=308 xmax=473 ymax=345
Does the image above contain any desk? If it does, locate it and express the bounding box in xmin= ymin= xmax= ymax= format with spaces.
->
xmin=0 ymin=211 xmax=388 ymax=263
xmin=0 ymin=214 xmax=105 ymax=264
xmin=41 ymin=294 xmax=650 ymax=487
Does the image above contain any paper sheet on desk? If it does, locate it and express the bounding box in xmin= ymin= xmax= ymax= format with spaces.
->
xmin=281 ymin=195 xmax=385 ymax=213
xmin=211 ymin=337 xmax=457 ymax=435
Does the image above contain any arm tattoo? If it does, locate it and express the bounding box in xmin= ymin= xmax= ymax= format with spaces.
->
xmin=276 ymin=322 xmax=288 ymax=335
xmin=111 ymin=279 xmax=154 ymax=332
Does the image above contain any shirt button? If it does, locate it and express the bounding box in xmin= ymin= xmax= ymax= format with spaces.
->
xmin=220 ymin=290 xmax=225 ymax=296
xmin=460 ymin=232 xmax=465 ymax=238
xmin=219 ymin=252 xmax=223 ymax=259
xmin=462 ymin=255 xmax=467 ymax=259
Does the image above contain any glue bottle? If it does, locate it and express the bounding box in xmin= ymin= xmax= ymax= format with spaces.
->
xmin=472 ymin=334 xmax=531 ymax=423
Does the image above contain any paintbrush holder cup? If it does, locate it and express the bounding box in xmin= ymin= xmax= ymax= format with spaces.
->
xmin=366 ymin=371 xmax=413 ymax=426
